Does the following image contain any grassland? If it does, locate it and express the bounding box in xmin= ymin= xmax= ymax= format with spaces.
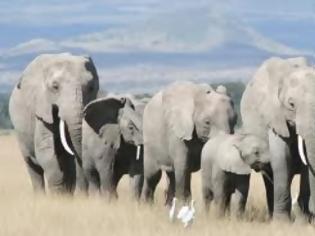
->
xmin=0 ymin=134 xmax=314 ymax=236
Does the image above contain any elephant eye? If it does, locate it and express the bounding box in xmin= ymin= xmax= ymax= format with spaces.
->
xmin=254 ymin=150 xmax=259 ymax=156
xmin=289 ymin=101 xmax=295 ymax=109
xmin=51 ymin=81 xmax=59 ymax=92
xmin=287 ymin=98 xmax=295 ymax=110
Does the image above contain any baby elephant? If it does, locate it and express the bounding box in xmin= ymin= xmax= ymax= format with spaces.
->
xmin=82 ymin=96 xmax=144 ymax=199
xmin=201 ymin=132 xmax=270 ymax=217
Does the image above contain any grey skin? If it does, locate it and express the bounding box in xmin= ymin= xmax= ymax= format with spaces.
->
xmin=9 ymin=53 xmax=99 ymax=194
xmin=241 ymin=57 xmax=315 ymax=220
xmin=82 ymin=96 xmax=144 ymax=199
xmin=201 ymin=132 xmax=270 ymax=217
xmin=142 ymin=81 xmax=237 ymax=205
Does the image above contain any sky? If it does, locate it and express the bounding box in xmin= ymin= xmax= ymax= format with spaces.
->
xmin=0 ymin=0 xmax=315 ymax=93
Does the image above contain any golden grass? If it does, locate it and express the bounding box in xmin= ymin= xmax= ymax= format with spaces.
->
xmin=0 ymin=134 xmax=314 ymax=236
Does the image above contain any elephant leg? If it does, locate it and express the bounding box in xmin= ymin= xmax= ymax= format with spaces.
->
xmin=25 ymin=157 xmax=45 ymax=193
xmin=308 ymin=171 xmax=315 ymax=221
xmin=142 ymin=147 xmax=162 ymax=203
xmin=202 ymin=186 xmax=213 ymax=212
xmin=172 ymin=149 xmax=191 ymax=202
xmin=164 ymin=171 xmax=175 ymax=206
xmin=174 ymin=167 xmax=191 ymax=202
xmin=262 ymin=164 xmax=274 ymax=216
xmin=212 ymin=170 xmax=229 ymax=217
xmin=74 ymin=159 xmax=88 ymax=195
xmin=213 ymin=183 xmax=229 ymax=217
xmin=84 ymin=167 xmax=100 ymax=195
xmin=233 ymin=174 xmax=250 ymax=217
xmin=129 ymin=174 xmax=143 ymax=200
xmin=16 ymin=134 xmax=45 ymax=193
xmin=142 ymin=170 xmax=162 ymax=203
xmin=96 ymin=160 xmax=116 ymax=199
xmin=269 ymin=130 xmax=293 ymax=221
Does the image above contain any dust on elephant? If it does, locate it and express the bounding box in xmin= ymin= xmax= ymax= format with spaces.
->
xmin=201 ymin=132 xmax=270 ymax=217
xmin=9 ymin=53 xmax=99 ymax=194
xmin=82 ymin=96 xmax=144 ymax=199
xmin=241 ymin=57 xmax=315 ymax=220
xmin=142 ymin=81 xmax=237 ymax=205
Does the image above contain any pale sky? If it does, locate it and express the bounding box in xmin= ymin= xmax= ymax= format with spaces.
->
xmin=0 ymin=0 xmax=314 ymax=92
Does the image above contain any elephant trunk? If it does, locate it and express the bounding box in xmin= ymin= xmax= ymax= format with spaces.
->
xmin=59 ymin=88 xmax=84 ymax=159
xmin=297 ymin=97 xmax=315 ymax=175
xmin=297 ymin=96 xmax=315 ymax=214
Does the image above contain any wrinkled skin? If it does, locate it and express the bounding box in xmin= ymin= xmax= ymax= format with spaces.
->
xmin=142 ymin=82 xmax=237 ymax=205
xmin=9 ymin=53 xmax=99 ymax=194
xmin=82 ymin=96 xmax=144 ymax=199
xmin=241 ymin=57 xmax=315 ymax=221
xmin=201 ymin=132 xmax=269 ymax=217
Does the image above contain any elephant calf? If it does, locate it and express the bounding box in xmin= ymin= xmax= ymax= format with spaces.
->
xmin=82 ymin=96 xmax=144 ymax=199
xmin=201 ymin=132 xmax=270 ymax=217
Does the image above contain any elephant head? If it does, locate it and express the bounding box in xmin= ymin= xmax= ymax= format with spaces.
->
xmin=83 ymin=96 xmax=143 ymax=155
xmin=31 ymin=53 xmax=99 ymax=158
xmin=217 ymin=133 xmax=270 ymax=175
xmin=163 ymin=82 xmax=236 ymax=142
xmin=258 ymin=57 xmax=315 ymax=174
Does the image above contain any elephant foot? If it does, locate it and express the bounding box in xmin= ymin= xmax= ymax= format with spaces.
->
xmin=272 ymin=212 xmax=292 ymax=223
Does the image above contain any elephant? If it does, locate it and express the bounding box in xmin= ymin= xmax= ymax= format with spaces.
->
xmin=142 ymin=81 xmax=237 ymax=207
xmin=201 ymin=131 xmax=270 ymax=217
xmin=241 ymin=57 xmax=315 ymax=221
xmin=82 ymin=96 xmax=144 ymax=199
xmin=9 ymin=53 xmax=99 ymax=194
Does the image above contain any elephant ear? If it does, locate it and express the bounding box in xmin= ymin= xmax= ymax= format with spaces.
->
xmin=257 ymin=58 xmax=291 ymax=138
xmin=28 ymin=55 xmax=55 ymax=124
xmin=218 ymin=145 xmax=251 ymax=175
xmin=162 ymin=82 xmax=196 ymax=140
xmin=83 ymin=97 xmax=126 ymax=134
xmin=99 ymin=124 xmax=121 ymax=150
xmin=216 ymin=85 xmax=228 ymax=95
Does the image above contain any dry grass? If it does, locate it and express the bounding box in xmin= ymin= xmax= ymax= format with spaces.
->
xmin=0 ymin=134 xmax=314 ymax=236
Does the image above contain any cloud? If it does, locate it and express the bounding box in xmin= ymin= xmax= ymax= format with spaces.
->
xmin=1 ymin=39 xmax=62 ymax=57
xmin=0 ymin=70 xmax=20 ymax=89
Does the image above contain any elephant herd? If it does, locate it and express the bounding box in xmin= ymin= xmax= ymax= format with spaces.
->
xmin=8 ymin=53 xmax=315 ymax=223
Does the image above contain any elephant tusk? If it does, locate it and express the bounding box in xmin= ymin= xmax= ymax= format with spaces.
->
xmin=261 ymin=170 xmax=273 ymax=185
xmin=59 ymin=120 xmax=75 ymax=156
xmin=136 ymin=145 xmax=141 ymax=160
xmin=298 ymin=135 xmax=307 ymax=166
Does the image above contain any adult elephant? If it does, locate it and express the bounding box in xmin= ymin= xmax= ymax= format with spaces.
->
xmin=241 ymin=57 xmax=315 ymax=220
xmin=9 ymin=53 xmax=99 ymax=194
xmin=82 ymin=96 xmax=144 ymax=199
xmin=142 ymin=81 xmax=237 ymax=207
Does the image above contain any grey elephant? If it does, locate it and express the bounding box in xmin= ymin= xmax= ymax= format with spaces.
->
xmin=201 ymin=132 xmax=270 ymax=217
xmin=82 ymin=96 xmax=144 ymax=199
xmin=9 ymin=53 xmax=99 ymax=193
xmin=142 ymin=81 xmax=237 ymax=206
xmin=241 ymin=57 xmax=315 ymax=220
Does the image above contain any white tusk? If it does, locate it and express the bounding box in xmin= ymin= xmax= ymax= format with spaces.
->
xmin=59 ymin=120 xmax=74 ymax=156
xmin=136 ymin=145 xmax=141 ymax=160
xmin=298 ymin=135 xmax=307 ymax=166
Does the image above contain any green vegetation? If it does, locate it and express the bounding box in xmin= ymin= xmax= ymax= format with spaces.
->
xmin=0 ymin=93 xmax=12 ymax=129
xmin=0 ymin=81 xmax=246 ymax=130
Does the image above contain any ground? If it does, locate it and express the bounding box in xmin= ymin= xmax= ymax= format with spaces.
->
xmin=0 ymin=134 xmax=314 ymax=236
